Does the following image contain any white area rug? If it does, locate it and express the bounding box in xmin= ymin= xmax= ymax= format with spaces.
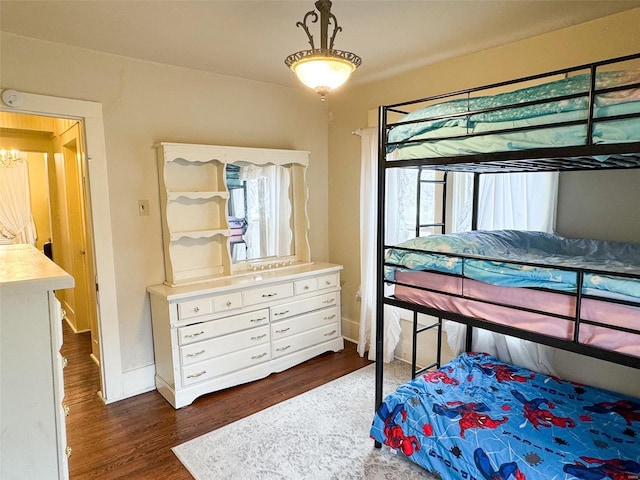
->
xmin=172 ymin=362 xmax=437 ymax=479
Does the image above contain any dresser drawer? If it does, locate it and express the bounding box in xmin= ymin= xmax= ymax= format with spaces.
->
xmin=212 ymin=292 xmax=243 ymax=313
xmin=178 ymin=297 xmax=213 ymax=320
xmin=180 ymin=325 xmax=270 ymax=366
xmin=54 ymin=353 xmax=66 ymax=406
xmin=271 ymin=306 xmax=339 ymax=340
xmin=271 ymin=292 xmax=339 ymax=321
xmin=243 ymin=282 xmax=294 ymax=307
xmin=272 ymin=322 xmax=339 ymax=358
xmin=294 ymin=277 xmax=318 ymax=295
xmin=178 ymin=292 xmax=242 ymax=320
xmin=293 ymin=272 xmax=339 ymax=295
xmin=181 ymin=344 xmax=271 ymax=386
xmin=317 ymin=273 xmax=339 ymax=290
xmin=178 ymin=308 xmax=269 ymax=345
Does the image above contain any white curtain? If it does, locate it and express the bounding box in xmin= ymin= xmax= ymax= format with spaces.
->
xmin=446 ymin=171 xmax=560 ymax=374
xmin=357 ymin=128 xmax=401 ymax=362
xmin=241 ymin=164 xmax=292 ymax=259
xmin=0 ymin=157 xmax=37 ymax=245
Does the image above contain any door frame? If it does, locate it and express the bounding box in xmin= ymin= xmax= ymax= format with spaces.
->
xmin=1 ymin=91 xmax=124 ymax=403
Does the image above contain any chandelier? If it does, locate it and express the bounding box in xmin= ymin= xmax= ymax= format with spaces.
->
xmin=284 ymin=0 xmax=361 ymax=100
xmin=0 ymin=149 xmax=24 ymax=168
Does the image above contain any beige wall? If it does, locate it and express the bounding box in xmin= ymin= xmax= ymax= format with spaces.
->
xmin=1 ymin=32 xmax=330 ymax=373
xmin=330 ymin=8 xmax=640 ymax=395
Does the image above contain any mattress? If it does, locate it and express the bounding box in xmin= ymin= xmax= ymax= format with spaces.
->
xmin=370 ymin=352 xmax=640 ymax=480
xmin=386 ymin=230 xmax=640 ymax=301
xmin=387 ymin=70 xmax=640 ymax=161
xmin=394 ymin=270 xmax=640 ymax=358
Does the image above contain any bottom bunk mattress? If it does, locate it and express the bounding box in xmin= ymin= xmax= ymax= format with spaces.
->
xmin=370 ymin=353 xmax=640 ymax=480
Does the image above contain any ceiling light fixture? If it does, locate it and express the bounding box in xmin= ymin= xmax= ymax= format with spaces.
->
xmin=0 ymin=149 xmax=24 ymax=168
xmin=285 ymin=0 xmax=361 ymax=101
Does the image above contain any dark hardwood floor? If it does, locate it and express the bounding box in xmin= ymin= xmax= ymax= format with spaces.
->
xmin=61 ymin=322 xmax=371 ymax=479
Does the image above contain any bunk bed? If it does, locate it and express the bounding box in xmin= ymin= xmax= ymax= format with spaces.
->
xmin=370 ymin=53 xmax=640 ymax=480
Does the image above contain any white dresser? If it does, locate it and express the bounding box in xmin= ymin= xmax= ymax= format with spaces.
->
xmin=147 ymin=262 xmax=344 ymax=408
xmin=0 ymin=244 xmax=74 ymax=480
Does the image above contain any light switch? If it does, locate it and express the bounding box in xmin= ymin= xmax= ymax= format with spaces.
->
xmin=138 ymin=200 xmax=149 ymax=216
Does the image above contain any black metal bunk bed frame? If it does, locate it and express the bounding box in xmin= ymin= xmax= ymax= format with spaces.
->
xmin=374 ymin=52 xmax=640 ymax=447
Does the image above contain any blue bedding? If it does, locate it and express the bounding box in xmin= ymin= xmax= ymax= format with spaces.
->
xmin=388 ymin=70 xmax=640 ymax=147
xmin=391 ymin=104 xmax=640 ymax=161
xmin=385 ymin=230 xmax=640 ymax=300
xmin=370 ymin=352 xmax=640 ymax=480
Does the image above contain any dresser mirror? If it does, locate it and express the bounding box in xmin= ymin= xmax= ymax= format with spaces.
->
xmin=226 ymin=163 xmax=295 ymax=263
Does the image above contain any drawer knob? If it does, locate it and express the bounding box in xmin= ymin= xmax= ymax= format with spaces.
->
xmin=324 ymin=330 xmax=337 ymax=337
xmin=65 ymin=446 xmax=72 ymax=458
xmin=274 ymin=310 xmax=290 ymax=317
xmin=251 ymin=352 xmax=268 ymax=360
xmin=250 ymin=316 xmax=267 ymax=323
xmin=326 ymin=280 xmax=332 ymax=285
xmin=261 ymin=292 xmax=278 ymax=298
xmin=251 ymin=334 xmax=267 ymax=340
xmin=187 ymin=370 xmax=207 ymax=379
xmin=324 ymin=314 xmax=336 ymax=320
xmin=275 ymin=327 xmax=290 ymax=334
xmin=304 ymin=285 xmax=309 ymax=290
xmin=322 ymin=298 xmax=335 ymax=304
xmin=276 ymin=345 xmax=291 ymax=352
xmin=186 ymin=349 xmax=206 ymax=358
xmin=193 ymin=306 xmax=200 ymax=313
xmin=184 ymin=331 xmax=205 ymax=339
xmin=226 ymin=301 xmax=232 ymax=307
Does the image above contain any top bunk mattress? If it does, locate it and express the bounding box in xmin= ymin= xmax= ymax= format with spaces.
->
xmin=384 ymin=66 xmax=640 ymax=169
xmin=385 ymin=230 xmax=640 ymax=302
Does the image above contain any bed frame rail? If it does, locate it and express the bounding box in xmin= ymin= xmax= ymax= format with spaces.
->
xmin=380 ymin=52 xmax=640 ymax=174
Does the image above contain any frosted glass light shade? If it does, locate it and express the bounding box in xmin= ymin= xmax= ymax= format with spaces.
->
xmin=291 ymin=55 xmax=356 ymax=91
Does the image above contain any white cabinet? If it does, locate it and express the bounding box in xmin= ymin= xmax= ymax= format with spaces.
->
xmin=0 ymin=245 xmax=74 ymax=480
xmin=151 ymin=142 xmax=342 ymax=408
xmin=147 ymin=263 xmax=343 ymax=408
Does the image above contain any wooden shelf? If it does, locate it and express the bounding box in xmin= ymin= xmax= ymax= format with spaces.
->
xmin=169 ymin=229 xmax=230 ymax=242
xmin=167 ymin=191 xmax=228 ymax=202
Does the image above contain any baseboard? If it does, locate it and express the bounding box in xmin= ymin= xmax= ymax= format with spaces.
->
xmin=121 ymin=363 xmax=157 ymax=399
xmin=89 ymin=353 xmax=100 ymax=367
xmin=63 ymin=314 xmax=78 ymax=333
xmin=341 ymin=315 xmax=359 ymax=344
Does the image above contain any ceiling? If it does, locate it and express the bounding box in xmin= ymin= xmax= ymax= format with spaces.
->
xmin=2 ymin=0 xmax=640 ymax=90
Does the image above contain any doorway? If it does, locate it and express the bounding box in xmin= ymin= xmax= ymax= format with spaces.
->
xmin=1 ymin=112 xmax=101 ymax=374
xmin=0 ymin=91 xmax=123 ymax=402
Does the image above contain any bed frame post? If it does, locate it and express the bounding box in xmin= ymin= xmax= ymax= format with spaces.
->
xmin=471 ymin=172 xmax=480 ymax=231
xmin=411 ymin=311 xmax=418 ymax=378
xmin=466 ymin=172 xmax=481 ymax=350
xmin=374 ymin=105 xmax=387 ymax=449
xmin=465 ymin=324 xmax=473 ymax=353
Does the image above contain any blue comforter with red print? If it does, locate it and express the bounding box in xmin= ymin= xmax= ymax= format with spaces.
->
xmin=370 ymin=353 xmax=640 ymax=480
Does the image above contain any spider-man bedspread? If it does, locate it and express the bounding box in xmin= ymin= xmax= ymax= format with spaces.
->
xmin=370 ymin=352 xmax=640 ymax=480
